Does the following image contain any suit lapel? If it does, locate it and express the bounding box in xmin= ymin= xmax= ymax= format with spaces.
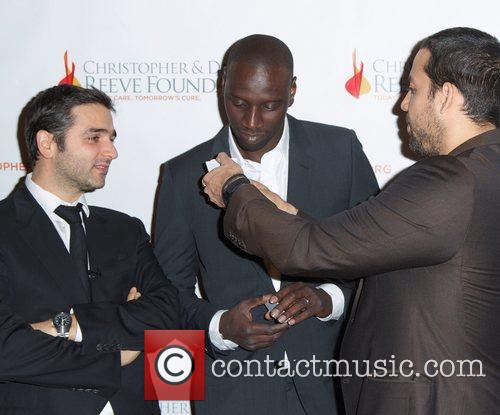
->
xmin=282 ymin=116 xmax=314 ymax=288
xmin=286 ymin=115 xmax=313 ymax=213
xmin=14 ymin=185 xmax=89 ymax=304
xmin=210 ymin=125 xmax=230 ymax=156
xmin=83 ymin=209 xmax=111 ymax=270
xmin=83 ymin=208 xmax=115 ymax=302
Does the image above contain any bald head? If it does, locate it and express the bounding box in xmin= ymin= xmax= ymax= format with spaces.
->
xmin=225 ymin=34 xmax=294 ymax=77
xmin=222 ymin=34 xmax=297 ymax=163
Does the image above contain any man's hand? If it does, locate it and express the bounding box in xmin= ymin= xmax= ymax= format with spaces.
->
xmin=250 ymin=180 xmax=298 ymax=215
xmin=120 ymin=286 xmax=142 ymax=366
xmin=266 ymin=282 xmax=332 ymax=326
xmin=120 ymin=350 xmax=141 ymax=367
xmin=202 ymin=152 xmax=243 ymax=207
xmin=126 ymin=286 xmax=141 ymax=302
xmin=219 ymin=295 xmax=289 ymax=351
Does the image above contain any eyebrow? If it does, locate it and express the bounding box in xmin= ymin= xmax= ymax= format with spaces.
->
xmin=230 ymin=94 xmax=283 ymax=103
xmin=85 ymin=128 xmax=117 ymax=138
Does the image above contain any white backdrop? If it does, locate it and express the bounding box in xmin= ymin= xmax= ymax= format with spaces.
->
xmin=2 ymin=0 xmax=497 ymax=230
xmin=0 ymin=1 xmax=497 ymax=413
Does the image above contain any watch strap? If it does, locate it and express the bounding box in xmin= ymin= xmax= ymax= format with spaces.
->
xmin=222 ymin=174 xmax=250 ymax=205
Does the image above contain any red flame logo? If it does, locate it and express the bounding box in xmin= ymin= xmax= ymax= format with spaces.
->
xmin=58 ymin=51 xmax=81 ymax=86
xmin=345 ymin=50 xmax=370 ymax=99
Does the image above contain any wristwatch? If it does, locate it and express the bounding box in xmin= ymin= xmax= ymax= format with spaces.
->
xmin=52 ymin=312 xmax=72 ymax=338
xmin=222 ymin=174 xmax=250 ymax=205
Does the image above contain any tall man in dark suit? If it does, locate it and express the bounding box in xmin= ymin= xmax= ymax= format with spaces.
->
xmin=203 ymin=28 xmax=500 ymax=414
xmin=154 ymin=34 xmax=378 ymax=414
xmin=0 ymin=84 xmax=182 ymax=415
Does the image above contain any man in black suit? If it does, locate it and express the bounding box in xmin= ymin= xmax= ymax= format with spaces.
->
xmin=203 ymin=28 xmax=500 ymax=414
xmin=154 ymin=34 xmax=378 ymax=414
xmin=0 ymin=84 xmax=182 ymax=414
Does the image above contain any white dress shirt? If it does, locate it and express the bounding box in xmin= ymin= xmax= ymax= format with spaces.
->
xmin=208 ymin=119 xmax=345 ymax=351
xmin=25 ymin=174 xmax=114 ymax=415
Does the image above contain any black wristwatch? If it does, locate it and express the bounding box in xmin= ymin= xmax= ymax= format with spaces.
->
xmin=222 ymin=174 xmax=250 ymax=205
xmin=52 ymin=312 xmax=72 ymax=338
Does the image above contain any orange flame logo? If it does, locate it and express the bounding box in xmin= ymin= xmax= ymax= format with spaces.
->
xmin=345 ymin=50 xmax=370 ymax=99
xmin=58 ymin=51 xmax=81 ymax=86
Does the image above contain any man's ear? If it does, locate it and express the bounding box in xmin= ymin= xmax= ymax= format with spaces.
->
xmin=437 ymin=82 xmax=460 ymax=114
xmin=288 ymin=76 xmax=297 ymax=107
xmin=36 ymin=130 xmax=57 ymax=159
xmin=221 ymin=67 xmax=227 ymax=92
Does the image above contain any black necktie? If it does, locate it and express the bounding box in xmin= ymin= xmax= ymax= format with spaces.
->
xmin=54 ymin=203 xmax=90 ymax=295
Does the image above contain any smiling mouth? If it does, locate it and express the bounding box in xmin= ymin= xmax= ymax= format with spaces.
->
xmin=239 ymin=130 xmax=264 ymax=140
xmin=94 ymin=163 xmax=110 ymax=174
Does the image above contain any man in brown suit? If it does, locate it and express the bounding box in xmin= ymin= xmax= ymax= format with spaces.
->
xmin=202 ymin=27 xmax=500 ymax=414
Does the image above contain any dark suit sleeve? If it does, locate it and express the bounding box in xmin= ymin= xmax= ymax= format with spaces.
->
xmin=73 ymin=218 xmax=183 ymax=352
xmin=348 ymin=132 xmax=379 ymax=207
xmin=224 ymin=156 xmax=474 ymax=279
xmin=0 ymin=253 xmax=120 ymax=398
xmin=154 ymin=163 xmax=220 ymax=334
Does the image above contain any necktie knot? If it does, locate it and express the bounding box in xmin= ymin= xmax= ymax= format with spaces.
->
xmin=54 ymin=203 xmax=84 ymax=225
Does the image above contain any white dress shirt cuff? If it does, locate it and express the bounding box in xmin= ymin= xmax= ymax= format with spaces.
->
xmin=208 ymin=310 xmax=238 ymax=351
xmin=316 ymin=284 xmax=345 ymax=321
xmin=69 ymin=308 xmax=82 ymax=342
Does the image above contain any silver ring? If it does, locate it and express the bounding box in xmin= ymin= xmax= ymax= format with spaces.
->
xmin=304 ymin=298 xmax=310 ymax=306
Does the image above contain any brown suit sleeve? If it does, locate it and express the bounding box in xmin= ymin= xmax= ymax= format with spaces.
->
xmin=224 ymin=156 xmax=474 ymax=280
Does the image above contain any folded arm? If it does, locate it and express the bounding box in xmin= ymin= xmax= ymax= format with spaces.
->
xmin=0 ymin=258 xmax=120 ymax=398
xmin=73 ymin=218 xmax=183 ymax=352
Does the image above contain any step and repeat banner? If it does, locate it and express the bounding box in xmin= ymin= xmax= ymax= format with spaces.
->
xmin=0 ymin=1 xmax=497 ymax=413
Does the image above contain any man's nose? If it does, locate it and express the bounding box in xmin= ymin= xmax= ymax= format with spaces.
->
xmin=102 ymin=139 xmax=118 ymax=160
xmin=243 ymin=107 xmax=263 ymax=130
xmin=400 ymin=91 xmax=410 ymax=112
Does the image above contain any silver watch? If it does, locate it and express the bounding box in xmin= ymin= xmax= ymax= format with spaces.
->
xmin=52 ymin=312 xmax=72 ymax=338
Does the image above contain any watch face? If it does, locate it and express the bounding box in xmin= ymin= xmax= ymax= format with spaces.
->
xmin=54 ymin=312 xmax=72 ymax=328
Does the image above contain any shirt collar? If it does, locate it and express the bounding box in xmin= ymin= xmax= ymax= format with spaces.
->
xmin=25 ymin=173 xmax=90 ymax=218
xmin=448 ymin=128 xmax=500 ymax=156
xmin=228 ymin=117 xmax=290 ymax=169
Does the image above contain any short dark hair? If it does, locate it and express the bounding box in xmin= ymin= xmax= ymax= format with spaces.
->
xmin=24 ymin=84 xmax=115 ymax=165
xmin=420 ymin=27 xmax=499 ymax=126
xmin=226 ymin=34 xmax=294 ymax=76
